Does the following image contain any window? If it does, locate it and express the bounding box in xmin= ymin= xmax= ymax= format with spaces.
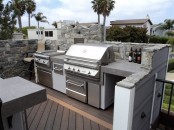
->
xmin=45 ymin=31 xmax=53 ymax=37
xmin=36 ymin=31 xmax=43 ymax=35
xmin=45 ymin=31 xmax=48 ymax=36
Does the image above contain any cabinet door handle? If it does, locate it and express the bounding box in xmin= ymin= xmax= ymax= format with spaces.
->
xmin=157 ymin=93 xmax=162 ymax=98
xmin=141 ymin=112 xmax=146 ymax=119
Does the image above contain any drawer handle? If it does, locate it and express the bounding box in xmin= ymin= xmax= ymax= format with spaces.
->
xmin=66 ymin=80 xmax=84 ymax=88
xmin=157 ymin=93 xmax=162 ymax=98
xmin=54 ymin=68 xmax=63 ymax=71
xmin=141 ymin=112 xmax=146 ymax=119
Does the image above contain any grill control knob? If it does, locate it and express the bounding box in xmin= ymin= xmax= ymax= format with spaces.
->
xmin=77 ymin=69 xmax=80 ymax=72
xmin=88 ymin=71 xmax=91 ymax=75
xmin=73 ymin=68 xmax=75 ymax=71
xmin=68 ymin=67 xmax=71 ymax=70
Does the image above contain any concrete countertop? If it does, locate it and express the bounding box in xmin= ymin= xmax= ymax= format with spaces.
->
xmin=101 ymin=60 xmax=150 ymax=89
xmin=51 ymin=55 xmax=65 ymax=65
xmin=0 ymin=77 xmax=47 ymax=117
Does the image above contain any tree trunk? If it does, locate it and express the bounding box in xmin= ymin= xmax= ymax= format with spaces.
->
xmin=98 ymin=13 xmax=100 ymax=25
xmin=38 ymin=21 xmax=40 ymax=39
xmin=28 ymin=13 xmax=30 ymax=27
xmin=38 ymin=21 xmax=39 ymax=29
xmin=103 ymin=15 xmax=106 ymax=42
xmin=18 ymin=15 xmax=22 ymax=32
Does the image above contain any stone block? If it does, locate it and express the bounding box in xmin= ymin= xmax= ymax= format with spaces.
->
xmin=114 ymin=52 xmax=121 ymax=59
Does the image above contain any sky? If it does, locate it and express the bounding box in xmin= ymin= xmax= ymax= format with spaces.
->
xmin=3 ymin=0 xmax=174 ymax=28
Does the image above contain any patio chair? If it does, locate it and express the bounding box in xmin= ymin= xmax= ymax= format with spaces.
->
xmin=0 ymin=98 xmax=4 ymax=130
xmin=23 ymin=40 xmax=45 ymax=80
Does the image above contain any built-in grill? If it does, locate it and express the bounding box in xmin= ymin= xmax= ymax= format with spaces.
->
xmin=64 ymin=44 xmax=115 ymax=106
xmin=34 ymin=50 xmax=65 ymax=88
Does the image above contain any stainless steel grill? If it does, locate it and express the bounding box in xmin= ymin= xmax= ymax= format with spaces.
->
xmin=64 ymin=43 xmax=115 ymax=107
xmin=34 ymin=50 xmax=65 ymax=88
xmin=64 ymin=44 xmax=115 ymax=80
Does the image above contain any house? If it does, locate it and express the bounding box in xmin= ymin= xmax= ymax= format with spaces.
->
xmin=150 ymin=24 xmax=166 ymax=36
xmin=27 ymin=28 xmax=61 ymax=41
xmin=110 ymin=18 xmax=153 ymax=35
xmin=27 ymin=20 xmax=75 ymax=41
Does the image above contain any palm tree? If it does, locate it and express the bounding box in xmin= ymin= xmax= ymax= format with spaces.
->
xmin=31 ymin=12 xmax=49 ymax=29
xmin=91 ymin=0 xmax=102 ymax=25
xmin=10 ymin=0 xmax=26 ymax=32
xmin=100 ymin=0 xmax=115 ymax=41
xmin=52 ymin=21 xmax=57 ymax=28
xmin=162 ymin=19 xmax=174 ymax=30
xmin=25 ymin=0 xmax=36 ymax=27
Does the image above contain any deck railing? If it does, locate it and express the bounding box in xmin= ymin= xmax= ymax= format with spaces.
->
xmin=156 ymin=78 xmax=174 ymax=129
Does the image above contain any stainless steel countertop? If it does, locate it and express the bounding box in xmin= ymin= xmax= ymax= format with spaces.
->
xmin=0 ymin=77 xmax=46 ymax=117
xmin=51 ymin=55 xmax=65 ymax=64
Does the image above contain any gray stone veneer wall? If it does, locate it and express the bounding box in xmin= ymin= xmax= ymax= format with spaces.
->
xmin=0 ymin=39 xmax=168 ymax=78
xmin=0 ymin=39 xmax=37 ymax=78
xmin=46 ymin=40 xmax=168 ymax=69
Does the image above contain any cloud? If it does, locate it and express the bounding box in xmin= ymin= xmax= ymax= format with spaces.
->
xmin=16 ymin=0 xmax=174 ymax=28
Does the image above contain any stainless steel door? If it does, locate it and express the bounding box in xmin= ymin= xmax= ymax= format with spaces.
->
xmin=66 ymin=77 xmax=87 ymax=103
xmin=53 ymin=63 xmax=66 ymax=93
xmin=37 ymin=68 xmax=53 ymax=88
xmin=88 ymin=82 xmax=100 ymax=108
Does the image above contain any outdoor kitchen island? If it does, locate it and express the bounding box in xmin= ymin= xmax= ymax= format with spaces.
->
xmin=0 ymin=77 xmax=47 ymax=130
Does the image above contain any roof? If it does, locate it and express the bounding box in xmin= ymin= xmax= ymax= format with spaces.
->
xmin=79 ymin=22 xmax=98 ymax=26
xmin=110 ymin=19 xmax=153 ymax=25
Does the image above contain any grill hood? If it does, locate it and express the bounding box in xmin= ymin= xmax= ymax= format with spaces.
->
xmin=65 ymin=44 xmax=115 ymax=65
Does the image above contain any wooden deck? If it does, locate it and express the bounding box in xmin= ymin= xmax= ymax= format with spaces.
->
xmin=24 ymin=78 xmax=113 ymax=130
xmin=26 ymin=98 xmax=111 ymax=130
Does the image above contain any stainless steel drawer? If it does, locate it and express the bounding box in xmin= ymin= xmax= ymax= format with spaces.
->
xmin=53 ymin=63 xmax=63 ymax=75
xmin=66 ymin=77 xmax=87 ymax=103
xmin=37 ymin=68 xmax=53 ymax=88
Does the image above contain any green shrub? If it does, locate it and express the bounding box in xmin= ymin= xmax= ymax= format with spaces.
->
xmin=106 ymin=26 xmax=148 ymax=43
xmin=167 ymin=59 xmax=174 ymax=72
xmin=149 ymin=36 xmax=169 ymax=44
xmin=166 ymin=31 xmax=174 ymax=37
xmin=167 ymin=37 xmax=174 ymax=51
xmin=22 ymin=26 xmax=36 ymax=38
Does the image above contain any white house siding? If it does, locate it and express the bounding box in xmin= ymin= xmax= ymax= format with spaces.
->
xmin=27 ymin=29 xmax=61 ymax=41
xmin=28 ymin=29 xmax=44 ymax=39
xmin=144 ymin=21 xmax=151 ymax=35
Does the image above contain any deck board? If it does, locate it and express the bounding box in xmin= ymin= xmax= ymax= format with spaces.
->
xmin=76 ymin=113 xmax=84 ymax=130
xmin=52 ymin=104 xmax=63 ymax=130
xmin=27 ymin=103 xmax=41 ymax=127
xmin=68 ymin=110 xmax=76 ymax=130
xmin=37 ymin=100 xmax=53 ymax=130
xmin=29 ymin=101 xmax=47 ymax=130
xmin=60 ymin=107 xmax=69 ymax=130
xmin=46 ymin=87 xmax=113 ymax=124
xmin=91 ymin=121 xmax=99 ymax=130
xmin=84 ymin=117 xmax=91 ymax=130
xmin=27 ymin=107 xmax=33 ymax=117
xmin=27 ymin=98 xmax=111 ymax=130
xmin=45 ymin=102 xmax=57 ymax=130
